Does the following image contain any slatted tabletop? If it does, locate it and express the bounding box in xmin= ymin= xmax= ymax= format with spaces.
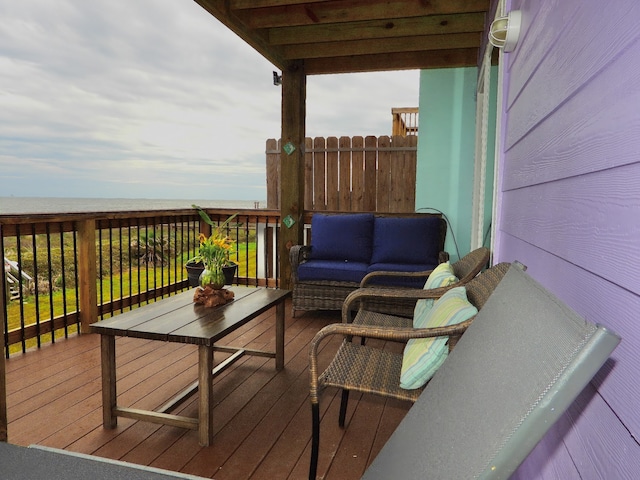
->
xmin=91 ymin=287 xmax=291 ymax=347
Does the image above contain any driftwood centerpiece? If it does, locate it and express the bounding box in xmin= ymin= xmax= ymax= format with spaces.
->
xmin=193 ymin=286 xmax=235 ymax=308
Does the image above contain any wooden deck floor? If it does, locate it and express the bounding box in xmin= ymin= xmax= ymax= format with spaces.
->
xmin=5 ymin=299 xmax=410 ymax=479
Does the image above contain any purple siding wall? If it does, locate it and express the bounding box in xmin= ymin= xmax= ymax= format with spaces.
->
xmin=494 ymin=0 xmax=640 ymax=477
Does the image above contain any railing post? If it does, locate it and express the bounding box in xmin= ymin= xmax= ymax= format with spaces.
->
xmin=77 ymin=219 xmax=98 ymax=333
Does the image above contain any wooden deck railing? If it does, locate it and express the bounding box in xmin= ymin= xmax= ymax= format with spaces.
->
xmin=0 ymin=208 xmax=280 ymax=356
xmin=391 ymin=107 xmax=419 ymax=136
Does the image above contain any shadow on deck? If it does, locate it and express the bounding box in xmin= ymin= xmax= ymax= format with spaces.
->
xmin=5 ymin=299 xmax=410 ymax=479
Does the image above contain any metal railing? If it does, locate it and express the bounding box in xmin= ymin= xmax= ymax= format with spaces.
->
xmin=1 ymin=208 xmax=281 ymax=357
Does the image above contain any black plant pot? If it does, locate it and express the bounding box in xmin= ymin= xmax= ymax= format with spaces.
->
xmin=186 ymin=262 xmax=238 ymax=288
xmin=185 ymin=262 xmax=204 ymax=288
xmin=223 ymin=263 xmax=238 ymax=285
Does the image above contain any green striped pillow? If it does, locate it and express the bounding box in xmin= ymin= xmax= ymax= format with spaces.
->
xmin=424 ymin=261 xmax=458 ymax=290
xmin=412 ymin=262 xmax=459 ymax=319
xmin=401 ymin=286 xmax=477 ymax=390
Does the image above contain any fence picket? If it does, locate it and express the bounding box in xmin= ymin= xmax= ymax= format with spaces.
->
xmin=313 ymin=137 xmax=326 ymax=211
xmin=339 ymin=136 xmax=352 ymax=210
xmin=377 ymin=135 xmax=391 ymax=212
xmin=326 ymin=137 xmax=340 ymax=211
xmin=364 ymin=136 xmax=377 ymax=212
xmin=304 ymin=137 xmax=313 ymax=210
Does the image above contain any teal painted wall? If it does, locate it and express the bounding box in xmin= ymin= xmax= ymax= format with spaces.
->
xmin=416 ymin=67 xmax=479 ymax=261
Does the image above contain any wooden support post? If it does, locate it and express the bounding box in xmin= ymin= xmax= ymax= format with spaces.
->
xmin=279 ymin=60 xmax=306 ymax=290
xmin=77 ymin=219 xmax=98 ymax=333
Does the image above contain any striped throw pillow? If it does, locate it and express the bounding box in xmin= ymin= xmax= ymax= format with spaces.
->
xmin=401 ymin=286 xmax=477 ymax=390
xmin=412 ymin=262 xmax=459 ymax=320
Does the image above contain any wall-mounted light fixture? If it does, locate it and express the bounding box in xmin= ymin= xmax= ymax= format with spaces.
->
xmin=488 ymin=10 xmax=522 ymax=52
xmin=273 ymin=71 xmax=282 ymax=86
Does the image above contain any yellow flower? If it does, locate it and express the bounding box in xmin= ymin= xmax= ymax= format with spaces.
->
xmin=189 ymin=207 xmax=238 ymax=270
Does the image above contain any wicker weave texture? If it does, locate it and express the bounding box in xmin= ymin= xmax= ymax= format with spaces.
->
xmin=353 ymin=310 xmax=412 ymax=329
xmin=292 ymin=280 xmax=356 ymax=312
xmin=320 ymin=342 xmax=421 ymax=402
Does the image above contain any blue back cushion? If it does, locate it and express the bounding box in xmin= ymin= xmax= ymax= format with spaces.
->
xmin=371 ymin=216 xmax=442 ymax=265
xmin=309 ymin=213 xmax=374 ymax=263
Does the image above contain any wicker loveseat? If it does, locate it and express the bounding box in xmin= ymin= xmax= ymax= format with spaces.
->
xmin=289 ymin=213 xmax=447 ymax=315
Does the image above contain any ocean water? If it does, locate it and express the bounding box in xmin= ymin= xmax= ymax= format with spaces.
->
xmin=0 ymin=197 xmax=264 ymax=215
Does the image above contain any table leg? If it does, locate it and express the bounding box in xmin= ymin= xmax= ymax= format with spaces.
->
xmin=276 ymin=300 xmax=285 ymax=370
xmin=100 ymin=335 xmax=117 ymax=429
xmin=198 ymin=345 xmax=214 ymax=446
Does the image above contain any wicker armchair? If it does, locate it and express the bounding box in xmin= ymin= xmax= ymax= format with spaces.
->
xmin=308 ymin=261 xmax=515 ymax=480
xmin=354 ymin=246 xmax=491 ymax=318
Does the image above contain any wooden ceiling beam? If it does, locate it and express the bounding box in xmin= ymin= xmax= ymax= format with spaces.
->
xmin=236 ymin=0 xmax=490 ymax=29
xmin=304 ymin=48 xmax=479 ymax=75
xmin=281 ymin=33 xmax=482 ymax=60
xmin=268 ymin=13 xmax=486 ymax=45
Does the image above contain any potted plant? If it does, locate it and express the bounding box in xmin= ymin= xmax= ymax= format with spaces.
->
xmin=187 ymin=205 xmax=238 ymax=289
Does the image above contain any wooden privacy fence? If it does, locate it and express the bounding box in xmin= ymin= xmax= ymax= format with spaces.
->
xmin=266 ymin=135 xmax=417 ymax=213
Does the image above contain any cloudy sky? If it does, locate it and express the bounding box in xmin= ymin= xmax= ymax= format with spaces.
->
xmin=0 ymin=0 xmax=419 ymax=202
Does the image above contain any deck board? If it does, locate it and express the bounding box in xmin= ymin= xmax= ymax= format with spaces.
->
xmin=5 ymin=299 xmax=411 ymax=479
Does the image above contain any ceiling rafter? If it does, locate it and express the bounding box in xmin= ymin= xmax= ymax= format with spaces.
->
xmin=281 ymin=33 xmax=482 ymax=60
xmin=268 ymin=13 xmax=486 ymax=45
xmin=236 ymin=0 xmax=489 ymax=29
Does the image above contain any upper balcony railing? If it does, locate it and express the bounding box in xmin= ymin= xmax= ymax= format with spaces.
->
xmin=391 ymin=107 xmax=419 ymax=137
xmin=0 ymin=208 xmax=280 ymax=356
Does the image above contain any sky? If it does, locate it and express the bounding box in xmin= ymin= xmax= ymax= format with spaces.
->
xmin=0 ymin=0 xmax=420 ymax=202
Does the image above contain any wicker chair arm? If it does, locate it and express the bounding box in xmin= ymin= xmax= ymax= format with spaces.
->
xmin=341 ymin=285 xmax=453 ymax=322
xmin=319 ymin=321 xmax=472 ymax=344
xmin=360 ymin=268 xmax=435 ymax=288
xmin=289 ymin=245 xmax=311 ymax=283
xmin=308 ymin=320 xmax=473 ymax=401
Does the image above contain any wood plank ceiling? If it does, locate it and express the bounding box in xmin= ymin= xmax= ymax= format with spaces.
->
xmin=192 ymin=0 xmax=492 ymax=75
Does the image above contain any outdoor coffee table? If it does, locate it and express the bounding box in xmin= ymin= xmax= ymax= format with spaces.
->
xmin=90 ymin=286 xmax=291 ymax=446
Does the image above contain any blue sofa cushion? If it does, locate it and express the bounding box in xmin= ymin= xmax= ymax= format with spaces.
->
xmin=370 ymin=216 xmax=442 ymax=265
xmin=366 ymin=262 xmax=437 ymax=288
xmin=309 ymin=213 xmax=374 ymax=263
xmin=298 ymin=259 xmax=369 ymax=284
